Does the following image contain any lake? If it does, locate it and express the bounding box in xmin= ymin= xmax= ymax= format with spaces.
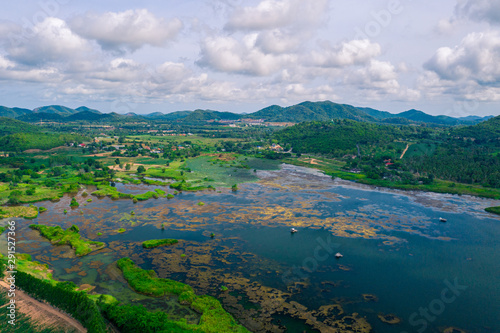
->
xmin=3 ymin=164 xmax=499 ymax=332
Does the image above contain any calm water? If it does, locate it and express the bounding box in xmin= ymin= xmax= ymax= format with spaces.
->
xmin=2 ymin=164 xmax=499 ymax=333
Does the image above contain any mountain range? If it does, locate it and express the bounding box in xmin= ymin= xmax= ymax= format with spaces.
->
xmin=0 ymin=101 xmax=494 ymax=126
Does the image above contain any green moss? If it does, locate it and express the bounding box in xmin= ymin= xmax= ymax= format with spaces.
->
xmin=198 ymin=201 xmax=205 ymax=206
xmin=86 ymin=198 xmax=92 ymax=202
xmin=69 ymin=197 xmax=79 ymax=207
xmin=117 ymin=228 xmax=126 ymax=233
xmin=38 ymin=206 xmax=47 ymax=212
xmin=29 ymin=224 xmax=105 ymax=256
xmin=142 ymin=239 xmax=178 ymax=249
xmin=167 ymin=193 xmax=174 ymax=199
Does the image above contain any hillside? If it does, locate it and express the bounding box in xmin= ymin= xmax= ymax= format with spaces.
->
xmin=249 ymin=101 xmax=375 ymax=122
xmin=180 ymin=109 xmax=241 ymax=123
xmin=0 ymin=117 xmax=39 ymax=136
xmin=452 ymin=115 xmax=500 ymax=143
xmin=33 ymin=105 xmax=79 ymax=116
xmin=0 ymin=106 xmax=32 ymax=118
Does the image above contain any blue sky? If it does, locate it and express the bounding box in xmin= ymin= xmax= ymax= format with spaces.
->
xmin=0 ymin=0 xmax=499 ymax=116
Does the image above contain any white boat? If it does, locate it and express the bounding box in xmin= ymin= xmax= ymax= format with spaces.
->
xmin=291 ymin=228 xmax=298 ymax=233
xmin=335 ymin=253 xmax=343 ymax=258
xmin=439 ymin=217 xmax=447 ymax=222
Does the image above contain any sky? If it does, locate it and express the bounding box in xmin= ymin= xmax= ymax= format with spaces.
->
xmin=0 ymin=0 xmax=499 ymax=116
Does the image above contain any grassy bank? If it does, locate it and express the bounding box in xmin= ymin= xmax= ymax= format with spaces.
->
xmin=282 ymin=157 xmax=500 ymax=199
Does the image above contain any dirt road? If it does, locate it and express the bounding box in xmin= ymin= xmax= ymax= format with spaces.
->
xmin=0 ymin=280 xmax=87 ymax=332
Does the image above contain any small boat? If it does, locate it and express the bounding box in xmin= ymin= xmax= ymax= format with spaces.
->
xmin=291 ymin=228 xmax=298 ymax=233
xmin=335 ymin=253 xmax=343 ymax=259
xmin=439 ymin=217 xmax=447 ymax=222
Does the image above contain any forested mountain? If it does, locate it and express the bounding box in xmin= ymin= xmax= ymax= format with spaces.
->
xmin=274 ymin=120 xmax=405 ymax=157
xmin=0 ymin=106 xmax=32 ymax=118
xmin=17 ymin=112 xmax=64 ymax=122
xmin=452 ymin=115 xmax=500 ymax=142
xmin=0 ymin=101 xmax=494 ymax=125
xmin=359 ymin=107 xmax=490 ymax=125
xmin=33 ymin=105 xmax=79 ymax=116
xmin=249 ymin=101 xmax=375 ymax=122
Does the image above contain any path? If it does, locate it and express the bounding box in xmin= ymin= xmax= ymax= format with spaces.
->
xmin=400 ymin=144 xmax=410 ymax=159
xmin=0 ymin=280 xmax=87 ymax=332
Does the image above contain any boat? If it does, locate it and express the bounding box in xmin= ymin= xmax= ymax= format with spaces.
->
xmin=439 ymin=217 xmax=447 ymax=222
xmin=335 ymin=253 xmax=343 ymax=258
xmin=291 ymin=228 xmax=298 ymax=233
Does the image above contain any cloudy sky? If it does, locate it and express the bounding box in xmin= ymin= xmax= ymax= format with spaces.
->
xmin=0 ymin=0 xmax=499 ymax=116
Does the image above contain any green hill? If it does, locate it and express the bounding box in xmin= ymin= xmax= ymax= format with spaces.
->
xmin=250 ymin=101 xmax=375 ymax=122
xmin=33 ymin=105 xmax=78 ymax=116
xmin=180 ymin=109 xmax=241 ymax=123
xmin=452 ymin=115 xmax=500 ymax=143
xmin=0 ymin=117 xmax=39 ymax=136
xmin=17 ymin=112 xmax=63 ymax=122
xmin=0 ymin=106 xmax=32 ymax=118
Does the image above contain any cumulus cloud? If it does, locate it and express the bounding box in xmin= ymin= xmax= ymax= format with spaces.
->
xmin=70 ymin=9 xmax=183 ymax=52
xmin=421 ymin=31 xmax=500 ymax=102
xmin=6 ymin=17 xmax=90 ymax=66
xmin=310 ymin=39 xmax=381 ymax=68
xmin=345 ymin=60 xmax=420 ymax=101
xmin=455 ymin=0 xmax=500 ymax=25
xmin=198 ymin=35 xmax=296 ymax=76
xmin=225 ymin=0 xmax=328 ymax=31
xmin=424 ymin=31 xmax=500 ymax=84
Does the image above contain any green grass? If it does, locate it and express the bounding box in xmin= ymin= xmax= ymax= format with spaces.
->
xmin=29 ymin=224 xmax=105 ymax=256
xmin=142 ymin=239 xmax=179 ymax=249
xmin=145 ymin=167 xmax=185 ymax=181
xmin=91 ymin=185 xmax=166 ymax=201
xmin=485 ymin=206 xmax=500 ymax=215
xmin=116 ymin=258 xmax=249 ymax=333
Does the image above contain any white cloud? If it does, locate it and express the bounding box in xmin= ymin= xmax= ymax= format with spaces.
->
xmin=346 ymin=60 xmax=420 ymax=101
xmin=70 ymin=9 xmax=183 ymax=52
xmin=225 ymin=0 xmax=328 ymax=31
xmin=424 ymin=31 xmax=500 ymax=84
xmin=6 ymin=17 xmax=90 ymax=66
xmin=198 ymin=35 xmax=296 ymax=76
xmin=455 ymin=0 xmax=500 ymax=25
xmin=310 ymin=39 xmax=381 ymax=67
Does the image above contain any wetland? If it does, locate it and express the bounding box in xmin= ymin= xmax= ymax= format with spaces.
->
xmin=2 ymin=163 xmax=499 ymax=332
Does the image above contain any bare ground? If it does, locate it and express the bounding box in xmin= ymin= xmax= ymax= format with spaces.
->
xmin=0 ymin=280 xmax=86 ymax=332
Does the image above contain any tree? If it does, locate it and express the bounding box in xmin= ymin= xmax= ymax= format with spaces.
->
xmin=125 ymin=163 xmax=131 ymax=171
xmin=137 ymin=165 xmax=146 ymax=173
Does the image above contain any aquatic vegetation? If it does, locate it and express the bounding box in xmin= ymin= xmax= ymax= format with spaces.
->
xmin=116 ymin=258 xmax=249 ymax=332
xmin=38 ymin=206 xmax=47 ymax=212
xmin=485 ymin=206 xmax=500 ymax=215
xmin=0 ymin=226 xmax=5 ymax=235
xmin=69 ymin=197 xmax=79 ymax=207
xmin=231 ymin=184 xmax=238 ymax=191
xmin=142 ymin=238 xmax=178 ymax=249
xmin=167 ymin=193 xmax=175 ymax=199
xmin=63 ymin=209 xmax=67 ymax=214
xmin=117 ymin=228 xmax=126 ymax=233
xmin=29 ymin=224 xmax=105 ymax=256
xmin=86 ymin=198 xmax=92 ymax=202
xmin=378 ymin=313 xmax=401 ymax=324
xmin=198 ymin=201 xmax=205 ymax=206
xmin=0 ymin=205 xmax=39 ymax=219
